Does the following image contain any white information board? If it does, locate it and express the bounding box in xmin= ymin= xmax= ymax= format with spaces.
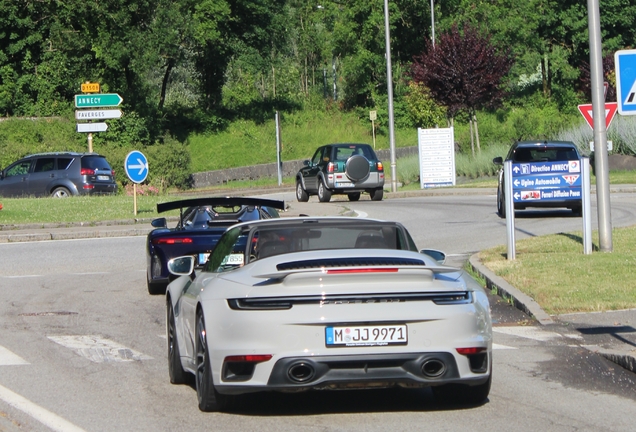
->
xmin=418 ymin=127 xmax=456 ymax=188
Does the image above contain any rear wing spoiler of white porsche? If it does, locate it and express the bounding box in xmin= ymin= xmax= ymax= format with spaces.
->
xmin=156 ymin=197 xmax=286 ymax=214
xmin=253 ymin=256 xmax=461 ymax=281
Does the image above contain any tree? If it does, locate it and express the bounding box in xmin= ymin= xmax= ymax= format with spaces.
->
xmin=404 ymin=81 xmax=446 ymax=129
xmin=578 ymin=54 xmax=616 ymax=103
xmin=411 ymin=24 xmax=514 ymax=156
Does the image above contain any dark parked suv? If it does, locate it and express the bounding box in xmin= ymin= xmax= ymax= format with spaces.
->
xmin=493 ymin=141 xmax=582 ymax=217
xmin=296 ymin=143 xmax=385 ymax=202
xmin=0 ymin=152 xmax=117 ymax=198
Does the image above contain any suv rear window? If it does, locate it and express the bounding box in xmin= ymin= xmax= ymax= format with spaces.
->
xmin=81 ymin=156 xmax=112 ymax=170
xmin=513 ymin=147 xmax=579 ymax=163
xmin=334 ymin=145 xmax=375 ymax=161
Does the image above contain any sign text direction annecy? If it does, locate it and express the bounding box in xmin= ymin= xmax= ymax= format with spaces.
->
xmin=512 ymin=161 xmax=581 ymax=204
xmin=75 ymin=93 xmax=123 ymax=108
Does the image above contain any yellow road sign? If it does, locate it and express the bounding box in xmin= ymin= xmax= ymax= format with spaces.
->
xmin=81 ymin=82 xmax=100 ymax=93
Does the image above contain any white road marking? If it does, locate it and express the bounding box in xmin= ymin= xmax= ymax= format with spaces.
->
xmin=0 ymin=384 xmax=86 ymax=432
xmin=47 ymin=336 xmax=153 ymax=363
xmin=68 ymin=272 xmax=110 ymax=276
xmin=1 ymin=270 xmax=144 ymax=279
xmin=493 ymin=326 xmax=583 ymax=342
xmin=0 ymin=346 xmax=29 ymax=365
xmin=492 ymin=343 xmax=517 ymax=350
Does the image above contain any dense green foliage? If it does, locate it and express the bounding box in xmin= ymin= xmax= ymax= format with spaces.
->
xmin=2 ymin=0 xmax=636 ymax=190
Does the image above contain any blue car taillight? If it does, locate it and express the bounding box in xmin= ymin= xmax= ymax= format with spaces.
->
xmin=152 ymin=238 xmax=194 ymax=245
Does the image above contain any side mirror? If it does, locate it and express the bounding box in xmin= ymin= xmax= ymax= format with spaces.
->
xmin=167 ymin=256 xmax=195 ymax=276
xmin=492 ymin=156 xmax=503 ymax=165
xmin=420 ymin=249 xmax=446 ymax=265
xmin=303 ymin=160 xmax=311 ymax=167
xmin=151 ymin=217 xmax=167 ymax=228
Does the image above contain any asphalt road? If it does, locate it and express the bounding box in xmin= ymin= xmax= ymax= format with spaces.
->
xmin=1 ymin=192 xmax=636 ymax=431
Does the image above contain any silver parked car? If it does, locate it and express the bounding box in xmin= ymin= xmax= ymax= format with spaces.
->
xmin=0 ymin=152 xmax=117 ymax=198
xmin=165 ymin=217 xmax=492 ymax=411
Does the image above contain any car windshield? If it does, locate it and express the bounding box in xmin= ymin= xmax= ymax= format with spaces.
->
xmin=203 ymin=221 xmax=417 ymax=273
xmin=248 ymin=223 xmax=412 ymax=260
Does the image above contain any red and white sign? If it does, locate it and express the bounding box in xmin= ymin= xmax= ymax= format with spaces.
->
xmin=578 ymin=102 xmax=618 ymax=130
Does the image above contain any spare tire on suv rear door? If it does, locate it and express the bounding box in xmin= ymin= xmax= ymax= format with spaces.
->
xmin=345 ymin=155 xmax=370 ymax=182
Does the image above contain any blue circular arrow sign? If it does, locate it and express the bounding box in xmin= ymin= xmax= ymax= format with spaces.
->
xmin=124 ymin=150 xmax=149 ymax=184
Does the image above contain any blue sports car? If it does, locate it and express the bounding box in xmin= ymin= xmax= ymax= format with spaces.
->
xmin=146 ymin=197 xmax=285 ymax=294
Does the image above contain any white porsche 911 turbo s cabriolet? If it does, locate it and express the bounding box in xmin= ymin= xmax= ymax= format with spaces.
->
xmin=165 ymin=217 xmax=492 ymax=412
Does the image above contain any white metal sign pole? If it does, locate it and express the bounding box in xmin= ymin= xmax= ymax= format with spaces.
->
xmin=134 ymin=183 xmax=138 ymax=216
xmin=372 ymin=118 xmax=376 ymax=149
xmin=504 ymin=161 xmax=516 ymax=260
xmin=275 ymin=111 xmax=282 ymax=186
xmin=582 ymin=157 xmax=592 ymax=254
xmin=88 ymin=133 xmax=93 ymax=153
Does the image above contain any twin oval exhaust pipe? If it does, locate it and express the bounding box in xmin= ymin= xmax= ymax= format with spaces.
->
xmin=421 ymin=358 xmax=446 ymax=378
xmin=286 ymin=358 xmax=447 ymax=383
xmin=288 ymin=362 xmax=316 ymax=383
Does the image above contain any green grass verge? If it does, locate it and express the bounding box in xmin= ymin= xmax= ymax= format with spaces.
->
xmin=478 ymin=226 xmax=636 ymax=314
xmin=0 ymin=195 xmax=178 ymax=225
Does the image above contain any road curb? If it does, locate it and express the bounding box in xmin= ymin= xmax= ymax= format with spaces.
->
xmin=468 ymin=253 xmax=555 ymax=325
xmin=469 ymin=253 xmax=636 ymax=374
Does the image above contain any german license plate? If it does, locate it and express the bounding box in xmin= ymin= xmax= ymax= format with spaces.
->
xmin=97 ymin=175 xmax=109 ymax=180
xmin=335 ymin=181 xmax=353 ymax=187
xmin=325 ymin=324 xmax=407 ymax=347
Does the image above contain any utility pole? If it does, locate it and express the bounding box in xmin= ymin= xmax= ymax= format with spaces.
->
xmin=430 ymin=0 xmax=435 ymax=47
xmin=383 ymin=0 xmax=398 ymax=192
xmin=587 ymin=0 xmax=613 ymax=251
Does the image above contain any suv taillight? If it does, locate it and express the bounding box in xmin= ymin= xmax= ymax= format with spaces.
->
xmin=80 ymin=168 xmax=95 ymax=176
xmin=376 ymin=162 xmax=383 ymax=171
xmin=327 ymin=162 xmax=335 ymax=173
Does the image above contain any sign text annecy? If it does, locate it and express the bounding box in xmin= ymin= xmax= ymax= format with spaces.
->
xmin=74 ymin=93 xmax=123 ymax=108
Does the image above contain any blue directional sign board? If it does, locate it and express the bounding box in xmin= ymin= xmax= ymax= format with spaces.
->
xmin=124 ymin=150 xmax=149 ymax=184
xmin=615 ymin=49 xmax=636 ymax=115
xmin=512 ymin=161 xmax=581 ymax=203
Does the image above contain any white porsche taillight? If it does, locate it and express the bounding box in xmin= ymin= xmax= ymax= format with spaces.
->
xmin=456 ymin=347 xmax=487 ymax=355
xmin=224 ymin=355 xmax=272 ymax=363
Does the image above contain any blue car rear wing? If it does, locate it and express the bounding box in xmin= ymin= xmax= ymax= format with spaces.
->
xmin=156 ymin=197 xmax=286 ymax=214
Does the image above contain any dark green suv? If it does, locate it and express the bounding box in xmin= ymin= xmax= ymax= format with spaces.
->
xmin=295 ymin=143 xmax=385 ymax=202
